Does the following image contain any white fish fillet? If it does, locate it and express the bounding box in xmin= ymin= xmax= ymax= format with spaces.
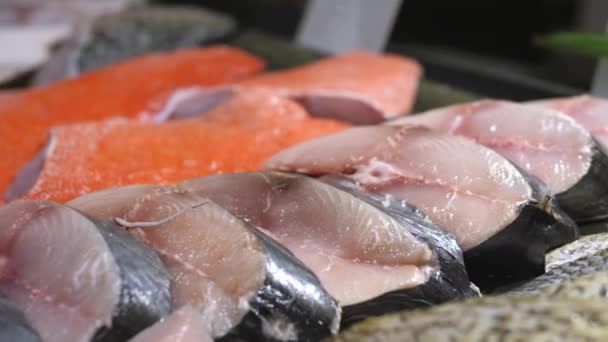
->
xmin=180 ymin=172 xmax=435 ymax=305
xmin=529 ymin=95 xmax=608 ymax=148
xmin=265 ymin=125 xmax=535 ymax=250
xmin=0 ymin=201 xmax=119 ymax=342
xmin=71 ymin=185 xmax=264 ymax=337
xmin=390 ymin=100 xmax=594 ymax=193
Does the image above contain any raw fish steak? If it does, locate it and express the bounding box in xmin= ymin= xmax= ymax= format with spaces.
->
xmin=72 ymin=186 xmax=341 ymax=341
xmin=391 ymin=100 xmax=608 ymax=224
xmin=0 ymin=295 xmax=41 ymax=342
xmin=0 ymin=46 xmax=263 ymax=198
xmin=240 ymin=51 xmax=422 ymax=124
xmin=13 ymin=90 xmax=349 ymax=202
xmin=0 ymin=200 xmax=172 ymax=342
xmin=180 ymin=171 xmax=477 ymax=324
xmin=530 ymin=95 xmax=608 ymax=147
xmin=265 ymin=125 xmax=577 ymax=291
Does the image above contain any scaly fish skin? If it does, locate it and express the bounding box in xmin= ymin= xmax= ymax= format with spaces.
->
xmin=333 ymin=295 xmax=608 ymax=341
xmin=546 ymin=233 xmax=608 ymax=270
xmin=0 ymin=46 xmax=264 ymax=199
xmin=510 ymin=247 xmax=608 ymax=295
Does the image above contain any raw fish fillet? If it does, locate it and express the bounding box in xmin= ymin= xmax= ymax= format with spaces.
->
xmin=266 ymin=125 xmax=535 ymax=250
xmin=16 ymin=90 xmax=349 ymax=202
xmin=72 ymin=186 xmax=341 ymax=340
xmin=0 ymin=46 xmax=263 ymax=198
xmin=390 ymin=100 xmax=593 ymax=194
xmin=530 ymin=95 xmax=608 ymax=147
xmin=240 ymin=52 xmax=422 ymax=124
xmin=0 ymin=0 xmax=139 ymax=84
xmin=265 ymin=125 xmax=577 ymax=291
xmin=69 ymin=172 xmax=474 ymax=328
xmin=129 ymin=306 xmax=212 ymax=342
xmin=34 ymin=5 xmax=238 ymax=86
xmin=76 ymin=6 xmax=237 ymax=74
xmin=0 ymin=200 xmax=172 ymax=342
xmin=524 ymin=96 xmax=608 ymax=223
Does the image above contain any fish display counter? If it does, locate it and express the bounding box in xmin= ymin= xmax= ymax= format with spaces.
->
xmin=1 ymin=2 xmax=608 ymax=341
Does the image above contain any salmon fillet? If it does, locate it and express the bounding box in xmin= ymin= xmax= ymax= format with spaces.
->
xmin=0 ymin=46 xmax=264 ymax=197
xmin=239 ymin=52 xmax=422 ymax=124
xmin=21 ymin=90 xmax=349 ymax=202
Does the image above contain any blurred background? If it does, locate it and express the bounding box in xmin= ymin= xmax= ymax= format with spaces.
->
xmin=3 ymin=0 xmax=608 ymax=100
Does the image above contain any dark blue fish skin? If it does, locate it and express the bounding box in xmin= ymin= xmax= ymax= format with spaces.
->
xmin=73 ymin=187 xmax=341 ymax=342
xmin=87 ymin=217 xmax=172 ymax=342
xmin=324 ymin=167 xmax=578 ymax=295
xmin=556 ymin=142 xmax=608 ymax=226
xmin=0 ymin=295 xmax=41 ymax=342
xmin=0 ymin=201 xmax=172 ymax=342
xmin=218 ymin=216 xmax=341 ymax=342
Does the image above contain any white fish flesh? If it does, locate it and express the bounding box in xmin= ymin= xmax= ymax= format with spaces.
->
xmin=264 ymin=125 xmax=577 ymax=291
xmin=0 ymin=200 xmax=171 ymax=342
xmin=391 ymin=99 xmax=607 ymax=225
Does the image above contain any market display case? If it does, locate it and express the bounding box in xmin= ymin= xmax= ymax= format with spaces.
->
xmin=1 ymin=1 xmax=608 ymax=341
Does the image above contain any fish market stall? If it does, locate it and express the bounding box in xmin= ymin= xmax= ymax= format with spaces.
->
xmin=2 ymin=0 xmax=608 ymax=341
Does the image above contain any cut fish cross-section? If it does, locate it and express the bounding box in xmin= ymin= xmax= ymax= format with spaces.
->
xmin=0 ymin=200 xmax=172 ymax=342
xmin=264 ymin=125 xmax=578 ymax=291
xmin=390 ymin=100 xmax=608 ymax=226
xmin=239 ymin=52 xmax=422 ymax=124
xmin=129 ymin=306 xmax=212 ymax=342
xmin=180 ymin=171 xmax=477 ymax=324
xmin=527 ymin=95 xmax=608 ymax=225
xmin=71 ymin=186 xmax=341 ymax=341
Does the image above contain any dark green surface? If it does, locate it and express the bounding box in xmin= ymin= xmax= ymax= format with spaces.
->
xmin=413 ymin=81 xmax=480 ymax=112
xmin=230 ymin=30 xmax=481 ymax=112
xmin=536 ymin=32 xmax=608 ymax=59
